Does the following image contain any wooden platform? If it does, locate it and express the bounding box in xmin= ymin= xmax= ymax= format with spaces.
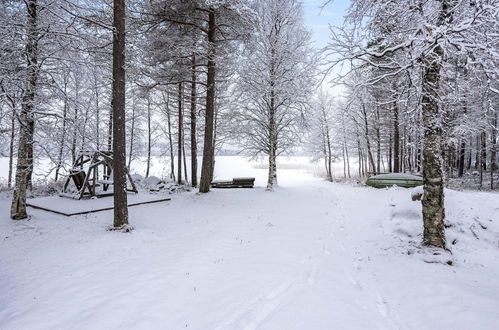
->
xmin=211 ymin=177 xmax=255 ymax=188
xmin=27 ymin=194 xmax=171 ymax=216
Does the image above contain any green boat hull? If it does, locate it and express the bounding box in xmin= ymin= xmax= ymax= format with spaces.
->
xmin=366 ymin=174 xmax=423 ymax=188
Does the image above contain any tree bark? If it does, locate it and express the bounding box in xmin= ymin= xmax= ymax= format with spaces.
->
xmin=190 ymin=54 xmax=198 ymax=187
xmin=145 ymin=90 xmax=152 ymax=178
xmin=8 ymin=98 xmax=16 ymax=189
xmin=393 ymin=102 xmax=400 ymax=173
xmin=491 ymin=110 xmax=497 ymax=190
xmin=163 ymin=91 xmax=175 ymax=182
xmin=55 ymin=74 xmax=69 ymax=182
xmin=177 ymin=82 xmax=183 ymax=185
xmin=421 ymin=2 xmax=448 ymax=247
xmin=361 ymin=103 xmax=376 ymax=173
xmin=11 ymin=0 xmax=39 ymax=220
xmin=112 ymin=0 xmax=129 ymax=228
xmin=127 ymin=92 xmax=136 ymax=170
xmin=199 ymin=9 xmax=216 ymax=193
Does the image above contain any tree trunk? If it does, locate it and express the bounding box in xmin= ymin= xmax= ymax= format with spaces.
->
xmin=190 ymin=54 xmax=198 ymax=187
xmin=8 ymin=99 xmax=16 ymax=189
xmin=177 ymin=82 xmax=183 ymax=185
xmin=55 ymin=74 xmax=69 ymax=182
xmin=163 ymin=91 xmax=175 ymax=182
xmin=421 ymin=6 xmax=447 ymax=247
xmin=388 ymin=131 xmax=392 ymax=172
xmin=393 ymin=102 xmax=400 ymax=173
xmin=11 ymin=0 xmax=39 ymax=220
xmin=93 ymin=64 xmax=101 ymax=151
xmin=127 ymin=92 xmax=136 ymax=170
xmin=111 ymin=0 xmax=129 ymax=228
xmin=491 ymin=110 xmax=497 ymax=190
xmin=458 ymin=139 xmax=466 ymax=177
xmin=361 ymin=103 xmax=376 ymax=173
xmin=199 ymin=10 xmax=217 ymax=193
xmin=145 ymin=90 xmax=152 ymax=178
xmin=375 ymin=107 xmax=381 ymax=174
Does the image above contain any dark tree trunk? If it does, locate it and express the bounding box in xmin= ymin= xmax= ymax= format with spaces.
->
xmin=491 ymin=111 xmax=497 ymax=190
xmin=458 ymin=140 xmax=466 ymax=177
xmin=388 ymin=131 xmax=392 ymax=172
xmin=481 ymin=131 xmax=487 ymax=171
xmin=199 ymin=10 xmax=216 ymax=193
xmin=375 ymin=107 xmax=381 ymax=174
xmin=145 ymin=91 xmax=152 ymax=178
xmin=177 ymin=82 xmax=183 ymax=185
xmin=111 ymin=0 xmax=129 ymax=228
xmin=190 ymin=54 xmax=198 ymax=187
xmin=11 ymin=0 xmax=39 ymax=220
xmin=393 ymin=102 xmax=400 ymax=173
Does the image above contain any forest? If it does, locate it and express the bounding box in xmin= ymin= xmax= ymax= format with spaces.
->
xmin=0 ymin=0 xmax=498 ymax=329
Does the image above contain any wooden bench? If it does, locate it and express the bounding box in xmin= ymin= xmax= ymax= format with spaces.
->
xmin=211 ymin=177 xmax=255 ymax=188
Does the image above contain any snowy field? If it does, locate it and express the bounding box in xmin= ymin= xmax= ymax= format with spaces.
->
xmin=1 ymin=156 xmax=499 ymax=329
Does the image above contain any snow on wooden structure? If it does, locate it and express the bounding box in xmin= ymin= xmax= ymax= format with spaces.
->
xmin=60 ymin=151 xmax=138 ymax=200
xmin=211 ymin=177 xmax=255 ymax=188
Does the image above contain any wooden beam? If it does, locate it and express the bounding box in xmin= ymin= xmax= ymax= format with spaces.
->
xmin=27 ymin=197 xmax=171 ymax=217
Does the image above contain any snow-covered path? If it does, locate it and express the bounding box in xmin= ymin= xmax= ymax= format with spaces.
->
xmin=1 ymin=170 xmax=499 ymax=329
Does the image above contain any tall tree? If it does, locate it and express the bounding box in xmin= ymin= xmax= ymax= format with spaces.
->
xmin=235 ymin=0 xmax=316 ymax=189
xmin=111 ymin=0 xmax=129 ymax=229
xmin=11 ymin=0 xmax=39 ymax=220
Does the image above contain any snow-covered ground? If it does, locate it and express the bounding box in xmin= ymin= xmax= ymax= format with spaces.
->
xmin=1 ymin=156 xmax=498 ymax=329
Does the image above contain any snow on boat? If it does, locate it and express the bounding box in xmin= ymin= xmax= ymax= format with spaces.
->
xmin=366 ymin=173 xmax=423 ymax=188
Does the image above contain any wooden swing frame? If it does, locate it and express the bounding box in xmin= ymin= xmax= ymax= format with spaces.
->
xmin=60 ymin=151 xmax=138 ymax=200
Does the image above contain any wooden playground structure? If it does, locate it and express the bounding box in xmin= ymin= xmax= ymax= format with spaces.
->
xmin=60 ymin=151 xmax=138 ymax=200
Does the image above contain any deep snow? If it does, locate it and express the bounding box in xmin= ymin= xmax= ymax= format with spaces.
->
xmin=1 ymin=157 xmax=498 ymax=330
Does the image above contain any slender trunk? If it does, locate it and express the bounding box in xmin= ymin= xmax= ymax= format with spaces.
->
xmin=177 ymin=82 xmax=183 ymax=185
xmin=199 ymin=10 xmax=216 ymax=193
xmin=71 ymin=73 xmax=80 ymax=165
xmin=94 ymin=65 xmax=101 ymax=151
xmin=376 ymin=107 xmax=381 ymax=174
xmin=183 ymin=143 xmax=188 ymax=184
xmin=326 ymin=128 xmax=333 ymax=181
xmin=481 ymin=131 xmax=487 ymax=171
xmin=145 ymin=91 xmax=152 ymax=178
xmin=388 ymin=130 xmax=393 ymax=172
xmin=107 ymin=108 xmax=113 ymax=152
xmin=8 ymin=100 xmax=16 ymax=188
xmin=11 ymin=0 xmax=38 ymax=220
xmin=357 ymin=134 xmax=362 ymax=178
xmin=345 ymin=137 xmax=351 ymax=178
xmin=190 ymin=54 xmax=198 ymax=187
xmin=127 ymin=93 xmax=136 ymax=170
xmin=458 ymin=139 xmax=465 ymax=177
xmin=342 ymin=139 xmax=346 ymax=179
xmin=163 ymin=92 xmax=175 ymax=182
xmin=55 ymin=75 xmax=69 ymax=181
xmin=112 ymin=0 xmax=129 ymax=228
xmin=361 ymin=103 xmax=376 ymax=173
xmin=393 ymin=102 xmax=400 ymax=173
xmin=267 ymin=42 xmax=278 ymax=190
xmin=491 ymin=111 xmax=497 ymax=190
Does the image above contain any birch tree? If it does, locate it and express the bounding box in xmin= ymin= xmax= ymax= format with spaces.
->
xmin=235 ymin=0 xmax=316 ymax=190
